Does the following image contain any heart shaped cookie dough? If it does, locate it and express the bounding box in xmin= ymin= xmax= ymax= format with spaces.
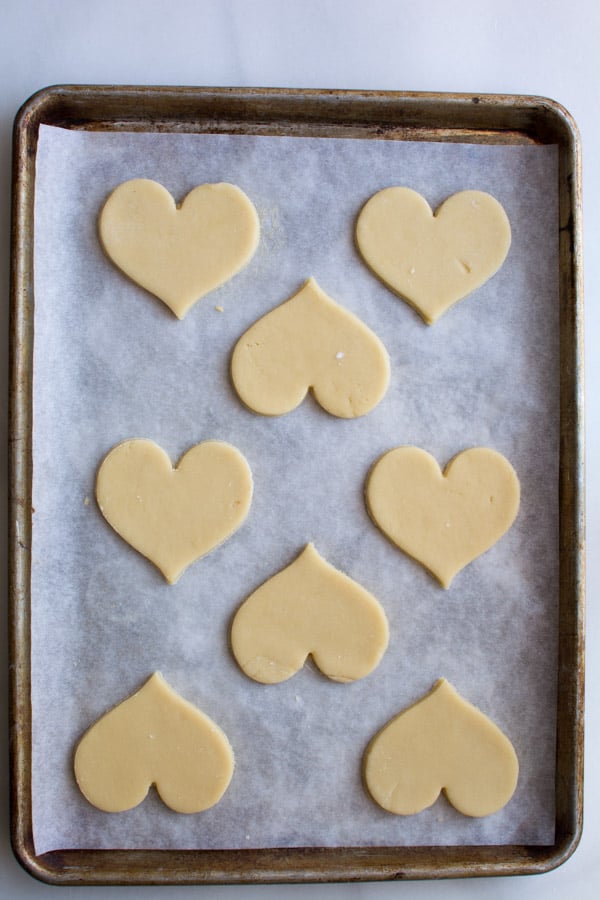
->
xmin=231 ymin=277 xmax=390 ymax=418
xmin=231 ymin=543 xmax=389 ymax=683
xmin=74 ymin=673 xmax=234 ymax=813
xmin=366 ymin=446 xmax=520 ymax=587
xmin=96 ymin=439 xmax=253 ymax=584
xmin=99 ymin=179 xmax=260 ymax=318
xmin=356 ymin=188 xmax=511 ymax=323
xmin=364 ymin=678 xmax=518 ymax=817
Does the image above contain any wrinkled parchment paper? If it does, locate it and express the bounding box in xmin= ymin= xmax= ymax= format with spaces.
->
xmin=31 ymin=125 xmax=559 ymax=853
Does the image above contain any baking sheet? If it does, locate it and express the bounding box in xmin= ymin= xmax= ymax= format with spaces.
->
xmin=31 ymin=124 xmax=559 ymax=854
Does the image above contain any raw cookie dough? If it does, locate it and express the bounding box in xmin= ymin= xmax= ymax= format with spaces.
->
xmin=231 ymin=277 xmax=390 ymax=418
xmin=96 ymin=439 xmax=253 ymax=584
xmin=99 ymin=179 xmax=260 ymax=319
xmin=364 ymin=678 xmax=519 ymax=817
xmin=231 ymin=543 xmax=389 ymax=683
xmin=74 ymin=672 xmax=234 ymax=813
xmin=356 ymin=188 xmax=511 ymax=323
xmin=366 ymin=446 xmax=520 ymax=588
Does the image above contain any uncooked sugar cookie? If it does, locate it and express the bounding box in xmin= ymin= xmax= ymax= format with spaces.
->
xmin=231 ymin=277 xmax=390 ymax=418
xmin=366 ymin=446 xmax=520 ymax=587
xmin=96 ymin=438 xmax=253 ymax=584
xmin=74 ymin=672 xmax=234 ymax=813
xmin=356 ymin=188 xmax=511 ymax=323
xmin=364 ymin=678 xmax=518 ymax=817
xmin=231 ymin=543 xmax=389 ymax=683
xmin=99 ymin=179 xmax=260 ymax=318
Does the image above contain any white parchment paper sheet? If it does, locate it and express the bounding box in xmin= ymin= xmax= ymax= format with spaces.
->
xmin=31 ymin=125 xmax=559 ymax=853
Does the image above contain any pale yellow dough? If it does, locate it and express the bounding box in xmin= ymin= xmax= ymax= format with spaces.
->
xmin=96 ymin=439 xmax=252 ymax=584
xmin=231 ymin=277 xmax=390 ymax=418
xmin=231 ymin=543 xmax=389 ymax=683
xmin=364 ymin=678 xmax=518 ymax=817
xmin=356 ymin=188 xmax=511 ymax=323
xmin=74 ymin=672 xmax=234 ymax=814
xmin=366 ymin=446 xmax=520 ymax=588
xmin=99 ymin=179 xmax=259 ymax=319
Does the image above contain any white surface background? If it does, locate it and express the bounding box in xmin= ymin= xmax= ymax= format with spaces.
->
xmin=0 ymin=0 xmax=596 ymax=897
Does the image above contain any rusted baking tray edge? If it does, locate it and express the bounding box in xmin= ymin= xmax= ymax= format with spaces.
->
xmin=9 ymin=85 xmax=584 ymax=886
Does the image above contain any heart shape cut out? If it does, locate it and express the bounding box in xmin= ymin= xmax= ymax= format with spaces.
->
xmin=364 ymin=678 xmax=518 ymax=817
xmin=99 ymin=179 xmax=260 ymax=318
xmin=74 ymin=672 xmax=234 ymax=813
xmin=366 ymin=446 xmax=520 ymax=587
xmin=356 ymin=188 xmax=511 ymax=323
xmin=96 ymin=439 xmax=253 ymax=584
xmin=231 ymin=277 xmax=390 ymax=418
xmin=231 ymin=543 xmax=389 ymax=683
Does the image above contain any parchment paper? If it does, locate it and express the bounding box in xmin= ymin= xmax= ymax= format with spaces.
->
xmin=31 ymin=124 xmax=559 ymax=854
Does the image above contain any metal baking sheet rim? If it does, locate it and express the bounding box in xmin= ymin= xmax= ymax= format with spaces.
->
xmin=8 ymin=85 xmax=585 ymax=885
